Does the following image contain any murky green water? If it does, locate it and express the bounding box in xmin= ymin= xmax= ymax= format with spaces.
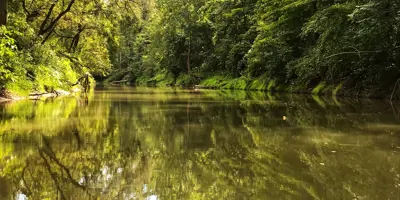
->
xmin=1 ymin=87 xmax=400 ymax=200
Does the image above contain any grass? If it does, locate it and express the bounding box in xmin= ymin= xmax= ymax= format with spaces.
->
xmin=312 ymin=82 xmax=325 ymax=94
xmin=175 ymin=74 xmax=195 ymax=87
xmin=332 ymin=82 xmax=344 ymax=96
xmin=249 ymin=78 xmax=267 ymax=90
xmin=224 ymin=77 xmax=248 ymax=90
xmin=200 ymin=75 xmax=230 ymax=88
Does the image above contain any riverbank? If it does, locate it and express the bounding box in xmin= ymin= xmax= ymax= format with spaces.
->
xmin=0 ymin=73 xmax=95 ymax=103
xmin=0 ymin=97 xmax=10 ymax=103
xmin=105 ymin=73 xmax=400 ymax=99
xmin=0 ymin=88 xmax=82 ymax=103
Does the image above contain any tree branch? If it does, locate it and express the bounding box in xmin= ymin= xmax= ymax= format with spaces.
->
xmin=324 ymin=50 xmax=382 ymax=60
xmin=324 ymin=46 xmax=400 ymax=60
xmin=38 ymin=2 xmax=57 ymax=35
xmin=22 ymin=0 xmax=30 ymax=15
xmin=39 ymin=0 xmax=76 ymax=36
xmin=41 ymin=27 xmax=55 ymax=44
xmin=69 ymin=25 xmax=85 ymax=52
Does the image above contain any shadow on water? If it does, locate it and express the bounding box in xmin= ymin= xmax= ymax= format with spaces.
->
xmin=0 ymin=86 xmax=400 ymax=199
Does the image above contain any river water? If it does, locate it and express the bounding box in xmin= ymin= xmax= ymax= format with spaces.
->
xmin=0 ymin=86 xmax=400 ymax=200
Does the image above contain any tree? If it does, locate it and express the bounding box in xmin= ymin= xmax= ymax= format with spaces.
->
xmin=0 ymin=0 xmax=6 ymax=26
xmin=0 ymin=0 xmax=144 ymax=95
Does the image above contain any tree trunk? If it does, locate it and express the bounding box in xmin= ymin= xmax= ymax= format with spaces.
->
xmin=186 ymin=6 xmax=191 ymax=74
xmin=0 ymin=0 xmax=7 ymax=26
xmin=68 ymin=25 xmax=85 ymax=52
xmin=187 ymin=35 xmax=191 ymax=74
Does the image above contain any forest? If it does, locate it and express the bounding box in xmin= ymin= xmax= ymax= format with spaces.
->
xmin=0 ymin=0 xmax=400 ymax=98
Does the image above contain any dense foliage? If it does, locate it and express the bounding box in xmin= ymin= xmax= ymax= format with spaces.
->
xmin=107 ymin=0 xmax=400 ymax=97
xmin=0 ymin=0 xmax=139 ymax=95
xmin=1 ymin=0 xmax=400 ymax=97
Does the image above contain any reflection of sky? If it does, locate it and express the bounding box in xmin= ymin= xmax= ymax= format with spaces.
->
xmin=146 ymin=195 xmax=158 ymax=200
xmin=16 ymin=192 xmax=27 ymax=200
xmin=144 ymin=184 xmax=157 ymax=200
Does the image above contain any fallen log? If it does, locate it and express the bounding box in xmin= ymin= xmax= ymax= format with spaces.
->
xmin=111 ymin=80 xmax=128 ymax=85
xmin=29 ymin=90 xmax=71 ymax=100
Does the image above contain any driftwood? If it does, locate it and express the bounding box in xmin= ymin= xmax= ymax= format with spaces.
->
xmin=0 ymin=88 xmax=23 ymax=102
xmin=111 ymin=80 xmax=128 ymax=85
xmin=0 ymin=87 xmax=73 ymax=103
xmin=29 ymin=92 xmax=58 ymax=100
xmin=29 ymin=92 xmax=51 ymax=96
xmin=29 ymin=90 xmax=71 ymax=100
xmin=0 ymin=97 xmax=10 ymax=103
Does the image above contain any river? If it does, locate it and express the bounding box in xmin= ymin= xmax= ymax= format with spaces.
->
xmin=0 ymin=86 xmax=400 ymax=199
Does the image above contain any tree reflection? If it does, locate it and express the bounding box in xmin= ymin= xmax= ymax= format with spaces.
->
xmin=0 ymin=87 xmax=400 ymax=199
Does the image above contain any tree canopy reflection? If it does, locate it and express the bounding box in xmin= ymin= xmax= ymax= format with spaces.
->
xmin=0 ymin=87 xmax=400 ymax=199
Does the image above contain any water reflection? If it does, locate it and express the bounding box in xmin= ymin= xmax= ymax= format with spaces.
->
xmin=0 ymin=87 xmax=400 ymax=199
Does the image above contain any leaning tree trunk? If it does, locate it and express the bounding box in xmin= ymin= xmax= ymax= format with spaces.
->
xmin=0 ymin=0 xmax=7 ymax=26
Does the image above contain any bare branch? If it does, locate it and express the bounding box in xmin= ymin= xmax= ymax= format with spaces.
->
xmin=324 ymin=46 xmax=400 ymax=60
xmin=324 ymin=50 xmax=381 ymax=60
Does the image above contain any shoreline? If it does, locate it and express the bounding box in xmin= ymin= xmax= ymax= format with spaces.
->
xmin=2 ymin=83 xmax=398 ymax=102
xmin=102 ymin=83 xmax=399 ymax=100
xmin=0 ymin=97 xmax=11 ymax=103
xmin=0 ymin=89 xmax=81 ymax=103
xmin=106 ymin=74 xmax=400 ymax=100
